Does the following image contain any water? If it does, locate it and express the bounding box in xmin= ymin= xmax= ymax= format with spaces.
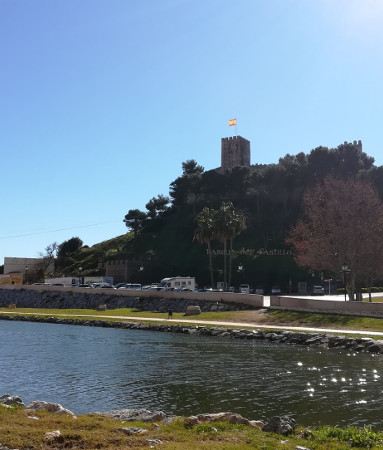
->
xmin=1 ymin=320 xmax=383 ymax=428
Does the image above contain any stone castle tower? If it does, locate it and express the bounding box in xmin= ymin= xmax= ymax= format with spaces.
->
xmin=221 ymin=136 xmax=251 ymax=172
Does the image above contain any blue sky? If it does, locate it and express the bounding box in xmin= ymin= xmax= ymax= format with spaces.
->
xmin=1 ymin=0 xmax=383 ymax=262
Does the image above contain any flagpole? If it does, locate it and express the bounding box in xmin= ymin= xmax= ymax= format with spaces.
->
xmin=228 ymin=118 xmax=238 ymax=136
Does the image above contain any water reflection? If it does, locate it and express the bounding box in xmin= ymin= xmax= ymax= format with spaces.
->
xmin=0 ymin=321 xmax=383 ymax=428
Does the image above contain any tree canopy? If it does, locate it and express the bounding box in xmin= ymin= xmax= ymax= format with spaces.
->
xmin=287 ymin=177 xmax=383 ymax=297
xmin=57 ymin=237 xmax=83 ymax=259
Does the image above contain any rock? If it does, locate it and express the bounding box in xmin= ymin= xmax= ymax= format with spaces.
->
xmin=27 ymin=415 xmax=40 ymax=420
xmin=0 ymin=445 xmax=19 ymax=450
xmin=99 ymin=408 xmax=167 ymax=422
xmin=0 ymin=394 xmax=24 ymax=407
xmin=186 ymin=412 xmax=250 ymax=426
xmin=185 ymin=305 xmax=201 ymax=316
xmin=296 ymin=446 xmax=312 ymax=450
xmin=249 ymin=420 xmax=265 ymax=429
xmin=26 ymin=401 xmax=75 ymax=416
xmin=298 ymin=429 xmax=313 ymax=439
xmin=263 ymin=416 xmax=296 ymax=435
xmin=366 ymin=342 xmax=383 ymax=353
xmin=305 ymin=335 xmax=323 ymax=345
xmin=44 ymin=430 xmax=63 ymax=443
xmin=184 ymin=416 xmax=199 ymax=427
xmin=146 ymin=439 xmax=162 ymax=446
xmin=219 ymin=332 xmax=231 ymax=337
xmin=226 ymin=413 xmax=250 ymax=425
xmin=118 ymin=427 xmax=148 ymax=435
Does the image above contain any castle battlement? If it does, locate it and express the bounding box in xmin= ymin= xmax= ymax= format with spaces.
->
xmin=343 ymin=140 xmax=362 ymax=151
xmin=221 ymin=135 xmax=250 ymax=172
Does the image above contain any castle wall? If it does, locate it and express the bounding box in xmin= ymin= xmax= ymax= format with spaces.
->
xmin=221 ymin=136 xmax=250 ymax=171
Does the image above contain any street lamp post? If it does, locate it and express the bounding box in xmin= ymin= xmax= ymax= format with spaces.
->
xmin=24 ymin=266 xmax=29 ymax=285
xmin=341 ymin=264 xmax=351 ymax=302
xmin=78 ymin=267 xmax=83 ymax=286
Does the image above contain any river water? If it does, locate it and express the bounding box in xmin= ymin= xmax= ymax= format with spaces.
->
xmin=1 ymin=320 xmax=383 ymax=428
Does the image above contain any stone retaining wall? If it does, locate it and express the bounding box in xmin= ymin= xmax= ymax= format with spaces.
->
xmin=270 ymin=295 xmax=383 ymax=318
xmin=0 ymin=286 xmax=262 ymax=312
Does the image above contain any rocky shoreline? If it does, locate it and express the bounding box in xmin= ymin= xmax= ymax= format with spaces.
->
xmin=0 ymin=393 xmax=299 ymax=447
xmin=1 ymin=313 xmax=383 ymax=355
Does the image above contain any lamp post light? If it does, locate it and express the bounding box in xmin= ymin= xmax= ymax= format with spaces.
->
xmin=78 ymin=267 xmax=83 ymax=286
xmin=341 ymin=264 xmax=351 ymax=302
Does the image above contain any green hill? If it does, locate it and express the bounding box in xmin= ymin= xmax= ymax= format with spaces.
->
xmin=57 ymin=141 xmax=383 ymax=291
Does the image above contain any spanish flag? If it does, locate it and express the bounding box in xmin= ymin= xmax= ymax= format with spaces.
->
xmin=228 ymin=118 xmax=237 ymax=126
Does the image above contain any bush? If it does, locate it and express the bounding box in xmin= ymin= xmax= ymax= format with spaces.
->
xmin=313 ymin=425 xmax=383 ymax=448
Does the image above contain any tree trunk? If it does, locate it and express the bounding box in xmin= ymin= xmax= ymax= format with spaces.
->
xmin=348 ymin=274 xmax=355 ymax=301
xmin=223 ymin=239 xmax=227 ymax=290
xmin=228 ymin=238 xmax=233 ymax=288
xmin=207 ymin=241 xmax=214 ymax=288
xmin=368 ymin=277 xmax=372 ymax=302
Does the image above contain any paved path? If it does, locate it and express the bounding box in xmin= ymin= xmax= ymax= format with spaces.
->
xmin=283 ymin=293 xmax=383 ymax=302
xmin=1 ymin=311 xmax=383 ymax=337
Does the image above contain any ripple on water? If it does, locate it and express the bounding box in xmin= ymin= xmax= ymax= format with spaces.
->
xmin=1 ymin=321 xmax=383 ymax=428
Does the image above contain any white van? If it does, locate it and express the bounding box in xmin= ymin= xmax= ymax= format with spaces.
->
xmin=239 ymin=284 xmax=250 ymax=294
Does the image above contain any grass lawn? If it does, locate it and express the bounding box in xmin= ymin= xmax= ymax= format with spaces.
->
xmin=1 ymin=406 xmax=382 ymax=449
xmin=2 ymin=307 xmax=383 ymax=334
xmin=0 ymin=306 xmax=244 ymax=321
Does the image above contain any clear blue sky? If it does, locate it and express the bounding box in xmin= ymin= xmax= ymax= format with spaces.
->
xmin=1 ymin=0 xmax=383 ymax=262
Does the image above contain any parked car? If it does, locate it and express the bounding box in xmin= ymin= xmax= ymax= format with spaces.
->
xmin=271 ymin=286 xmax=281 ymax=295
xmin=118 ymin=283 xmax=142 ymax=290
xmin=92 ymin=282 xmax=115 ymax=289
xmin=239 ymin=284 xmax=250 ymax=294
xmin=100 ymin=283 xmax=115 ymax=289
xmin=312 ymin=285 xmax=325 ymax=295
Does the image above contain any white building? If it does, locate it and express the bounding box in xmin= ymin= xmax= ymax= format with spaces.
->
xmin=160 ymin=276 xmax=196 ymax=290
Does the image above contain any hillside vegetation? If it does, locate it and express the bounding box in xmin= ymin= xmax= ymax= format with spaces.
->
xmin=57 ymin=142 xmax=383 ymax=290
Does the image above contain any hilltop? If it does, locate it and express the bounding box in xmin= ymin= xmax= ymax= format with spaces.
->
xmin=56 ymin=141 xmax=383 ymax=290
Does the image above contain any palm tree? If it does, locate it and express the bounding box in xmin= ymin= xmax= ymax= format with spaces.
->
xmin=228 ymin=210 xmax=246 ymax=287
xmin=215 ymin=202 xmax=247 ymax=289
xmin=215 ymin=202 xmax=235 ymax=289
xmin=194 ymin=207 xmax=217 ymax=288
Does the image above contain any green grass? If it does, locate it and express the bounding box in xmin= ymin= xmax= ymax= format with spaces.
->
xmin=0 ymin=306 xmax=242 ymax=321
xmin=1 ymin=406 xmax=383 ymax=449
xmin=265 ymin=309 xmax=383 ymax=332
xmin=3 ymin=306 xmax=383 ymax=336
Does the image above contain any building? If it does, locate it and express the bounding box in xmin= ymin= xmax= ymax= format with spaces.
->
xmin=3 ymin=257 xmax=52 ymax=275
xmin=221 ymin=135 xmax=251 ymax=172
xmin=105 ymin=258 xmax=143 ymax=283
xmin=0 ymin=273 xmax=23 ymax=285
